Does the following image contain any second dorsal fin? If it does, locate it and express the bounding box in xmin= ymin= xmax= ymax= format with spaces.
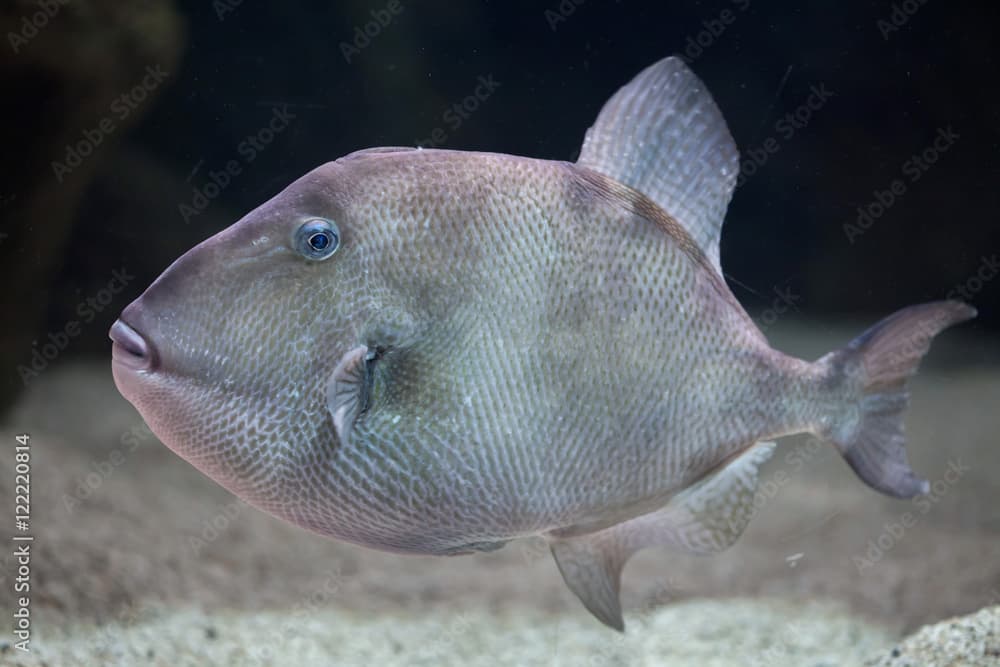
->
xmin=549 ymin=442 xmax=776 ymax=630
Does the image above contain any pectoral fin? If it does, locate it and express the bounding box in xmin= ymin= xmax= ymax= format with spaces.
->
xmin=548 ymin=441 xmax=776 ymax=630
xmin=326 ymin=345 xmax=379 ymax=446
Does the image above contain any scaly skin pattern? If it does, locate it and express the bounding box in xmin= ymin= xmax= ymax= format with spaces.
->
xmin=113 ymin=148 xmax=825 ymax=556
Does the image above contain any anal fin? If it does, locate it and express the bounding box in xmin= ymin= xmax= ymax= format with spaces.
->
xmin=549 ymin=441 xmax=776 ymax=630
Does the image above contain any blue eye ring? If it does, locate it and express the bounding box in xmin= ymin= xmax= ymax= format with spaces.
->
xmin=295 ymin=218 xmax=340 ymax=260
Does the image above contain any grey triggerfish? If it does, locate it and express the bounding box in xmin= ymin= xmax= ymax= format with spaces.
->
xmin=110 ymin=56 xmax=975 ymax=630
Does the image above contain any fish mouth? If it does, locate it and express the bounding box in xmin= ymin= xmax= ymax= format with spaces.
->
xmin=110 ymin=318 xmax=157 ymax=372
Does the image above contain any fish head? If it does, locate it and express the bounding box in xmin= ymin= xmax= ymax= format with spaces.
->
xmin=110 ymin=159 xmax=379 ymax=508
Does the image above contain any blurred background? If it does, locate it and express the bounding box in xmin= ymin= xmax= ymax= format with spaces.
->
xmin=1 ymin=0 xmax=998 ymax=410
xmin=0 ymin=2 xmax=998 ymax=664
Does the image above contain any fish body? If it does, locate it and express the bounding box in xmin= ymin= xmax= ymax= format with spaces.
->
xmin=110 ymin=57 xmax=975 ymax=630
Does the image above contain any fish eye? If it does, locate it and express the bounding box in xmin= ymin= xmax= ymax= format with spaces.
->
xmin=295 ymin=218 xmax=340 ymax=260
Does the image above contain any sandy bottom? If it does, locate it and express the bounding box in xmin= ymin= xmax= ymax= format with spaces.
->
xmin=0 ymin=322 xmax=998 ymax=665
xmin=5 ymin=599 xmax=894 ymax=667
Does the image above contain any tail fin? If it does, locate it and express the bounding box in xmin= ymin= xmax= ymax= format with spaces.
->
xmin=816 ymin=301 xmax=976 ymax=498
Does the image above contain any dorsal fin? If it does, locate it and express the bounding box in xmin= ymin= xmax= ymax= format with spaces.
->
xmin=577 ymin=56 xmax=739 ymax=273
xmin=339 ymin=146 xmax=420 ymax=162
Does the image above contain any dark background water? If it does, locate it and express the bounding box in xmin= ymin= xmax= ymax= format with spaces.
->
xmin=1 ymin=0 xmax=997 ymax=408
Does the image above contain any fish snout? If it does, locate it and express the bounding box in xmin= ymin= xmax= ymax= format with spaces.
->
xmin=109 ymin=317 xmax=155 ymax=371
